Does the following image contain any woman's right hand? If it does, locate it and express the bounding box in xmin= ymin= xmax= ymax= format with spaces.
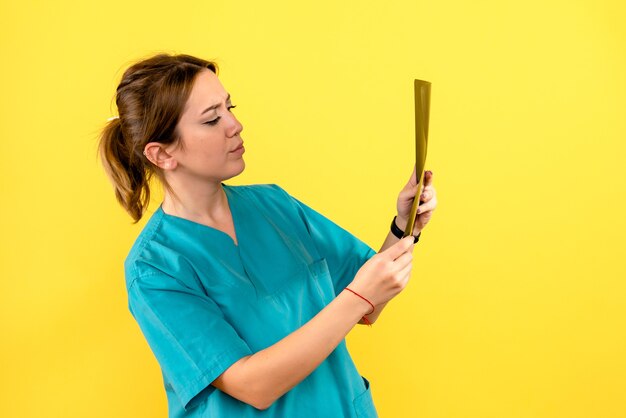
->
xmin=212 ymin=236 xmax=414 ymax=409
xmin=348 ymin=236 xmax=415 ymax=307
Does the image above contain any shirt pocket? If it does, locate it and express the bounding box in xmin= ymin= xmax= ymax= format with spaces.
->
xmin=353 ymin=377 xmax=378 ymax=418
xmin=306 ymin=258 xmax=337 ymax=306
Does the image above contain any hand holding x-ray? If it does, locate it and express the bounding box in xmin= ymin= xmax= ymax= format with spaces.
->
xmin=403 ymin=79 xmax=431 ymax=238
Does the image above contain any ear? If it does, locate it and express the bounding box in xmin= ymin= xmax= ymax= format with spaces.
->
xmin=143 ymin=142 xmax=178 ymax=170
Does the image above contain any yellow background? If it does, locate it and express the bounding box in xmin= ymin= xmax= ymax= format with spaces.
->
xmin=1 ymin=0 xmax=625 ymax=417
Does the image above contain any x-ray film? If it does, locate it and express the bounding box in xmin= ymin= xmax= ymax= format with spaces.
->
xmin=403 ymin=79 xmax=431 ymax=238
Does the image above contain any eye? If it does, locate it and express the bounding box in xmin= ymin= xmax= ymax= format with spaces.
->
xmin=203 ymin=105 xmax=236 ymax=126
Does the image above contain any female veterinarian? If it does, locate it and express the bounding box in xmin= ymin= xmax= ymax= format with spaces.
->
xmin=99 ymin=53 xmax=437 ymax=418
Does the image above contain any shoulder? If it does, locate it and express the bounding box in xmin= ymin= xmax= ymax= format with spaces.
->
xmin=225 ymin=183 xmax=315 ymax=232
xmin=123 ymin=208 xmax=164 ymax=283
xmin=123 ymin=208 xmax=198 ymax=291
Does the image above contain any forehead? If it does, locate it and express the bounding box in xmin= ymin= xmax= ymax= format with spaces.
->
xmin=184 ymin=69 xmax=227 ymax=112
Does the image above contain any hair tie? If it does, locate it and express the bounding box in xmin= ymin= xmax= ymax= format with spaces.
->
xmin=107 ymin=116 xmax=119 ymax=121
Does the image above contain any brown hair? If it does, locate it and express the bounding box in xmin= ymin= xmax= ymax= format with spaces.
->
xmin=98 ymin=53 xmax=218 ymax=223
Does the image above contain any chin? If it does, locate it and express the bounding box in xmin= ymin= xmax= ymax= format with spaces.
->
xmin=222 ymin=159 xmax=246 ymax=181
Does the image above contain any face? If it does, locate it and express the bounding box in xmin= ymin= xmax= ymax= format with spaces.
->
xmin=161 ymin=69 xmax=245 ymax=183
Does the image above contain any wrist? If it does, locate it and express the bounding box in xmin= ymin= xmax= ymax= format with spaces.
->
xmin=394 ymin=215 xmax=408 ymax=230
xmin=391 ymin=216 xmax=421 ymax=243
xmin=343 ymin=287 xmax=375 ymax=326
xmin=337 ymin=290 xmax=371 ymax=321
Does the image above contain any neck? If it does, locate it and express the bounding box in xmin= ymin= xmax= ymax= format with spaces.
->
xmin=161 ymin=177 xmax=230 ymax=225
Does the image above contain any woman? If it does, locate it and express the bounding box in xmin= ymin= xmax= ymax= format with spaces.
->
xmin=99 ymin=53 xmax=437 ymax=418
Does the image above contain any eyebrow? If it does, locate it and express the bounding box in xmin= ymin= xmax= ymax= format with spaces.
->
xmin=200 ymin=93 xmax=231 ymax=116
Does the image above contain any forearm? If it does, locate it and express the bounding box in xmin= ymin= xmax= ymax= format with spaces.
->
xmin=368 ymin=216 xmax=413 ymax=324
xmin=379 ymin=229 xmax=401 ymax=253
xmin=379 ymin=214 xmax=418 ymax=251
xmin=214 ymin=289 xmax=370 ymax=409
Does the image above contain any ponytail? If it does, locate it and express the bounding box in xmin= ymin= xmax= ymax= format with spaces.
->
xmin=98 ymin=53 xmax=218 ymax=222
xmin=98 ymin=118 xmax=151 ymax=223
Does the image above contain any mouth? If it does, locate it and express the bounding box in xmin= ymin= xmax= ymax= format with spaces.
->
xmin=230 ymin=142 xmax=244 ymax=153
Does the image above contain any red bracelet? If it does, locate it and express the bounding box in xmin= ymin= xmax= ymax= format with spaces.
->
xmin=345 ymin=288 xmax=375 ymax=326
xmin=344 ymin=287 xmax=375 ymax=315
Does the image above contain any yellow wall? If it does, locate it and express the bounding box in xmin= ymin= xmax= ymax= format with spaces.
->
xmin=1 ymin=1 xmax=625 ymax=417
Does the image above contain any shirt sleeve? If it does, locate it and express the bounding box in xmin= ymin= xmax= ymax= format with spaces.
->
xmin=285 ymin=190 xmax=378 ymax=295
xmin=127 ymin=271 xmax=253 ymax=410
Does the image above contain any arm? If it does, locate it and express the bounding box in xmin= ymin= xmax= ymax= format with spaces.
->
xmin=365 ymin=169 xmax=438 ymax=324
xmin=212 ymin=237 xmax=415 ymax=410
xmin=213 ymin=289 xmax=370 ymax=409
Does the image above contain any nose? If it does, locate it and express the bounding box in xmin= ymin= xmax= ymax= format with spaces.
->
xmin=225 ymin=112 xmax=243 ymax=138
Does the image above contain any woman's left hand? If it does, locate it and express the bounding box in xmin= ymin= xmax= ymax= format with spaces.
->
xmin=395 ymin=167 xmax=437 ymax=235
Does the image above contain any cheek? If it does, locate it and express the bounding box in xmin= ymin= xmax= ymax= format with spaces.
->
xmin=188 ymin=146 xmax=225 ymax=167
xmin=206 ymin=142 xmax=229 ymax=159
xmin=186 ymin=132 xmax=226 ymax=159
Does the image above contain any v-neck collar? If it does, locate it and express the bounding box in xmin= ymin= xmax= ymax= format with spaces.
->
xmin=156 ymin=183 xmax=240 ymax=248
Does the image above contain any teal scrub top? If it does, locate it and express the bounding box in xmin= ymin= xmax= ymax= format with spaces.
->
xmin=124 ymin=184 xmax=378 ymax=418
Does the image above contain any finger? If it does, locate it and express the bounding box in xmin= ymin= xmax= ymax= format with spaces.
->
xmin=421 ymin=185 xmax=435 ymax=197
xmin=393 ymin=251 xmax=413 ymax=270
xmin=423 ymin=170 xmax=434 ymax=188
xmin=422 ymin=188 xmax=437 ymax=206
xmin=413 ymin=217 xmax=429 ymax=233
xmin=417 ymin=199 xmax=437 ymax=215
xmin=421 ymin=187 xmax=432 ymax=196
xmin=420 ymin=189 xmax=433 ymax=203
xmin=396 ymin=260 xmax=413 ymax=285
xmin=384 ymin=236 xmax=414 ymax=260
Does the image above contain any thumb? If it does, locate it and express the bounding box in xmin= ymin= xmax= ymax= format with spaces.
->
xmin=406 ymin=165 xmax=418 ymax=187
xmin=383 ymin=236 xmax=414 ymax=260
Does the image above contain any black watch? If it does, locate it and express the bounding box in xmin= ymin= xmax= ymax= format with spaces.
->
xmin=391 ymin=216 xmax=420 ymax=243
